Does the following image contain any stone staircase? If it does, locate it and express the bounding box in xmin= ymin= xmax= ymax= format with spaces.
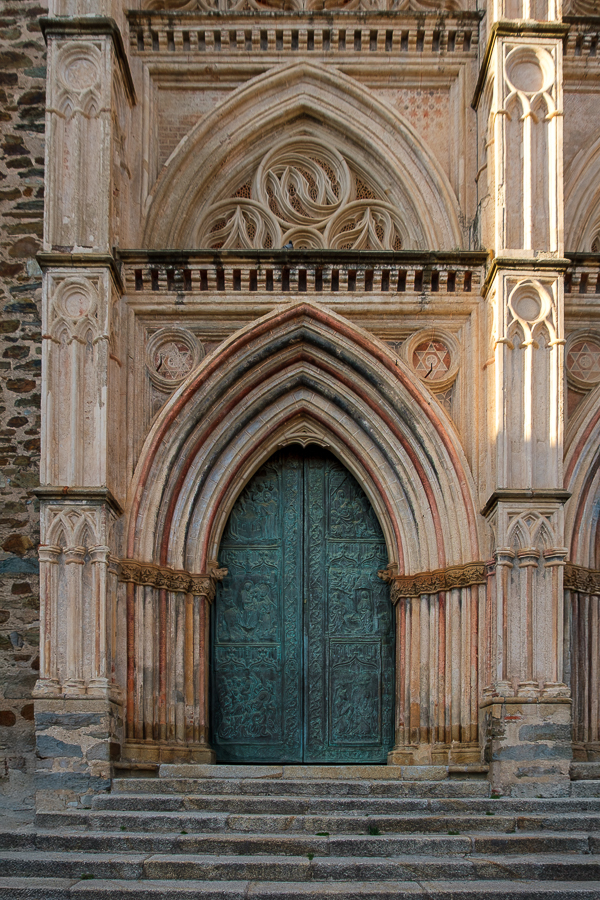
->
xmin=1 ymin=764 xmax=600 ymax=898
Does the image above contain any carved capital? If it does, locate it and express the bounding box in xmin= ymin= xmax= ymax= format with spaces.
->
xmin=118 ymin=558 xmax=227 ymax=598
xmin=38 ymin=545 xmax=62 ymax=564
xmin=564 ymin=563 xmax=600 ymax=595
xmin=64 ymin=547 xmax=86 ymax=565
xmin=389 ymin=561 xmax=486 ymax=602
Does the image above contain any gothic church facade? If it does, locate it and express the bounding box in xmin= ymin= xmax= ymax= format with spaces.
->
xmin=1 ymin=0 xmax=600 ymax=810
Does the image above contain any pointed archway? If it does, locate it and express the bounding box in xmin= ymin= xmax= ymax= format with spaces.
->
xmin=122 ymin=301 xmax=482 ymax=764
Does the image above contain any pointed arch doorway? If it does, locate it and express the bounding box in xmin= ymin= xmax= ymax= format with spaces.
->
xmin=211 ymin=444 xmax=394 ymax=764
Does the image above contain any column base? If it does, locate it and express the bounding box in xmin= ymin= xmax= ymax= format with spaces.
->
xmin=387 ymin=741 xmax=481 ymax=766
xmin=481 ymin=696 xmax=572 ymax=797
xmin=122 ymin=740 xmax=216 ymax=765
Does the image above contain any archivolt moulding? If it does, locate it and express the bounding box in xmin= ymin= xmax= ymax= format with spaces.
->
xmin=565 ymin=134 xmax=600 ymax=252
xmin=127 ymin=301 xmax=481 ymax=579
xmin=565 ymin=388 xmax=600 ymax=568
xmin=143 ymin=62 xmax=463 ymax=251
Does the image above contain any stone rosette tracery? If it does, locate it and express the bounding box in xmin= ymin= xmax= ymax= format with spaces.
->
xmin=195 ymin=137 xmax=407 ymax=251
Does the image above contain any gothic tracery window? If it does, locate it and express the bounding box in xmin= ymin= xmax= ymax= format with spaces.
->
xmin=195 ymin=137 xmax=406 ymax=250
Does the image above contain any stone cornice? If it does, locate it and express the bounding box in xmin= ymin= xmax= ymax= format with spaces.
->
xmin=118 ymin=559 xmax=228 ymax=600
xmin=472 ymin=20 xmax=570 ymax=111
xmin=482 ymin=257 xmax=572 ymax=299
xmin=117 ymin=249 xmax=490 ymax=267
xmin=565 ymin=251 xmax=600 ymax=265
xmin=563 ymin=15 xmax=600 ymax=26
xmin=481 ymin=489 xmax=572 ymax=518
xmin=40 ymin=16 xmax=136 ymax=106
xmin=565 ymin=563 xmax=600 ymax=595
xmin=34 ymin=486 xmax=124 ymax=516
xmin=37 ymin=252 xmax=124 ymax=294
xmin=385 ymin=562 xmax=487 ymax=602
xmin=128 ymin=9 xmax=484 ymax=22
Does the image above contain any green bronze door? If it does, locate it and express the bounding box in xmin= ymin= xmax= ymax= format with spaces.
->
xmin=211 ymin=446 xmax=394 ymax=763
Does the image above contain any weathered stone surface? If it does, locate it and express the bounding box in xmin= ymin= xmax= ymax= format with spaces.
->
xmin=0 ymin=0 xmax=44 ymax=819
xmin=1 ymin=0 xmax=600 ymax=830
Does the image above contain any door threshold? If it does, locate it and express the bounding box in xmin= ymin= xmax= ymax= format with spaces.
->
xmin=157 ymin=762 xmax=473 ymax=781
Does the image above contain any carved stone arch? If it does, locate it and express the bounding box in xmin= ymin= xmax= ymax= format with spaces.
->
xmin=142 ymin=62 xmax=464 ymax=250
xmin=565 ymin=134 xmax=600 ymax=251
xmin=531 ymin=516 xmax=555 ymax=551
xmin=565 ymin=399 xmax=600 ymax=566
xmin=508 ymin=515 xmax=531 ymax=550
xmin=127 ymin=302 xmax=481 ymax=579
xmin=195 ymin=410 xmax=403 ymax=574
xmin=507 ymin=318 xmax=525 ymax=345
xmin=49 ymin=317 xmax=73 ymax=343
xmin=75 ymin=516 xmax=96 ymax=550
xmin=47 ymin=512 xmax=73 ymax=548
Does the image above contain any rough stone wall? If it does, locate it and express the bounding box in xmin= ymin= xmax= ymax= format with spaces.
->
xmin=0 ymin=0 xmax=47 ymax=817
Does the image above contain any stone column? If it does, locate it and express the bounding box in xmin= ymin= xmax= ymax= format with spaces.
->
xmin=475 ymin=5 xmax=572 ymax=796
xmin=34 ymin=15 xmax=134 ymax=810
xmin=385 ymin=567 xmax=486 ymax=767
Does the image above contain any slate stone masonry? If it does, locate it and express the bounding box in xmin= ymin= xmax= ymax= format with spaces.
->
xmin=0 ymin=0 xmax=47 ymax=817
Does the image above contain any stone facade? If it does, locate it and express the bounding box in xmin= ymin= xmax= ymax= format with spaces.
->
xmin=1 ymin=0 xmax=600 ymax=812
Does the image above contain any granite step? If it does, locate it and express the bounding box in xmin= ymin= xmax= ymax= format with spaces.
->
xmin=1 ymin=851 xmax=600 ymax=883
xmin=112 ymin=777 xmax=492 ymax=799
xmin=1 ymin=878 xmax=600 ymax=899
xmin=92 ymin=793 xmax=600 ymax=816
xmin=2 ymin=829 xmax=595 ymax=856
xmin=571 ymin=780 xmax=600 ymax=797
xmin=33 ymin=809 xmax=533 ymax=834
xmin=36 ymin=807 xmax=600 ymax=834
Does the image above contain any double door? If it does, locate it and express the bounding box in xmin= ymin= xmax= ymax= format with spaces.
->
xmin=211 ymin=446 xmax=394 ymax=763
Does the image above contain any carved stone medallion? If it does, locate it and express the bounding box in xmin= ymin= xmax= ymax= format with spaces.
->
xmin=146 ymin=327 xmax=204 ymax=391
xmin=404 ymin=329 xmax=459 ymax=391
xmin=566 ymin=332 xmax=600 ymax=391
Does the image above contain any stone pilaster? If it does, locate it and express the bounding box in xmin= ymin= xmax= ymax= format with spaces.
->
xmin=475 ymin=9 xmax=572 ymax=795
xmin=34 ymin=15 xmax=133 ymax=810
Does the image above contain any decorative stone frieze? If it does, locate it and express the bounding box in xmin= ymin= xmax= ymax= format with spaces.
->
xmin=119 ymin=558 xmax=227 ymax=601
xmin=384 ymin=561 xmax=486 ymax=601
xmin=565 ymin=563 xmax=600 ymax=595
